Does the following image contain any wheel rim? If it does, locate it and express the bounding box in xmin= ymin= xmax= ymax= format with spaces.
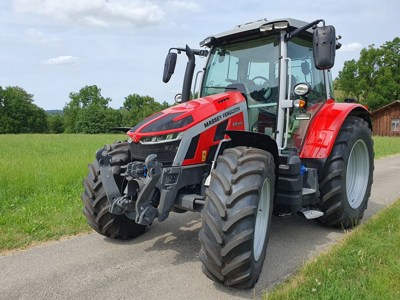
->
xmin=253 ymin=177 xmax=271 ymax=261
xmin=346 ymin=139 xmax=369 ymax=209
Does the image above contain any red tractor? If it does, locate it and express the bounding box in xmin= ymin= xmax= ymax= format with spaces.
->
xmin=82 ymin=18 xmax=374 ymax=288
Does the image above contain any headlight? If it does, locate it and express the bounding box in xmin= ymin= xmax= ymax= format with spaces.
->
xmin=139 ymin=132 xmax=183 ymax=144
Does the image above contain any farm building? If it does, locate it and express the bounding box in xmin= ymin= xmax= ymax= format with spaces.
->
xmin=371 ymin=100 xmax=400 ymax=136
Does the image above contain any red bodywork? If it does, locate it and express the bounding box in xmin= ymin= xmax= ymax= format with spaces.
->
xmin=127 ymin=92 xmax=246 ymax=166
xmin=300 ymin=99 xmax=370 ymax=159
xmin=128 ymin=94 xmax=370 ymax=164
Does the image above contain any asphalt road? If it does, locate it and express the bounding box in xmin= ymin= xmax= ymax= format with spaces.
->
xmin=1 ymin=155 xmax=399 ymax=300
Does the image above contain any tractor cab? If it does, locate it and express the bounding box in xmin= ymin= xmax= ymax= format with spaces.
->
xmin=198 ymin=19 xmax=337 ymax=154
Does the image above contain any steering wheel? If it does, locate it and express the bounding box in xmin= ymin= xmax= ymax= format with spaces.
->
xmin=250 ymin=76 xmax=273 ymax=102
xmin=251 ymin=76 xmax=270 ymax=87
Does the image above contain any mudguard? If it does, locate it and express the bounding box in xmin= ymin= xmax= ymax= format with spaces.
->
xmin=300 ymin=100 xmax=371 ymax=159
xmin=219 ymin=130 xmax=279 ymax=177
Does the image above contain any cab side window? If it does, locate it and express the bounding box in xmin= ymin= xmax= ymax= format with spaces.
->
xmin=289 ymin=38 xmax=327 ymax=103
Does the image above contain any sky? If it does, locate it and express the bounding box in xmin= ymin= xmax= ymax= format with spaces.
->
xmin=0 ymin=0 xmax=399 ymax=110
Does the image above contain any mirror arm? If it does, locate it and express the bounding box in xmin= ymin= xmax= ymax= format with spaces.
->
xmin=181 ymin=45 xmax=196 ymax=103
xmin=170 ymin=47 xmax=208 ymax=57
xmin=165 ymin=46 xmax=208 ymax=102
xmin=285 ymin=19 xmax=324 ymax=41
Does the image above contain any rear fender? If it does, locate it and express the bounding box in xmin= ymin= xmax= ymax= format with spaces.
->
xmin=300 ymin=100 xmax=371 ymax=159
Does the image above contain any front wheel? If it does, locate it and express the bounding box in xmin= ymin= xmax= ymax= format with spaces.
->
xmin=319 ymin=116 xmax=374 ymax=228
xmin=199 ymin=146 xmax=275 ymax=289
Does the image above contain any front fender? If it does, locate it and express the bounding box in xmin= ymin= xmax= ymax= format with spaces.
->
xmin=300 ymin=100 xmax=371 ymax=159
xmin=221 ymin=130 xmax=279 ymax=176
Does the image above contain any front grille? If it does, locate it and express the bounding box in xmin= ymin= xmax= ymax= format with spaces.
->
xmin=130 ymin=140 xmax=180 ymax=166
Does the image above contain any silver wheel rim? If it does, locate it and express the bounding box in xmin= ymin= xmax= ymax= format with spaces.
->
xmin=253 ymin=177 xmax=271 ymax=261
xmin=346 ymin=139 xmax=369 ymax=209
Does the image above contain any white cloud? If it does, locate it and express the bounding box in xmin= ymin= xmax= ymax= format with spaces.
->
xmin=41 ymin=55 xmax=80 ymax=66
xmin=13 ymin=0 xmax=165 ymax=27
xmin=166 ymin=0 xmax=201 ymax=12
xmin=339 ymin=42 xmax=363 ymax=52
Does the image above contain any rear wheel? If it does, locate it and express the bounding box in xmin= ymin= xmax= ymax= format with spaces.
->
xmin=82 ymin=141 xmax=147 ymax=239
xmin=319 ymin=116 xmax=374 ymax=228
xmin=199 ymin=146 xmax=275 ymax=289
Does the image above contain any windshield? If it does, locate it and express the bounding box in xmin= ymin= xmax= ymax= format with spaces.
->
xmin=201 ymin=37 xmax=280 ymax=107
xmin=201 ymin=36 xmax=281 ymax=136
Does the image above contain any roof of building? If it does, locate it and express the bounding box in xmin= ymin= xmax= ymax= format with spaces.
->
xmin=371 ymin=100 xmax=400 ymax=116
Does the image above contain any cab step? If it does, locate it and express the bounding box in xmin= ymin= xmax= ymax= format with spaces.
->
xmin=302 ymin=188 xmax=316 ymax=196
xmin=298 ymin=208 xmax=324 ymax=219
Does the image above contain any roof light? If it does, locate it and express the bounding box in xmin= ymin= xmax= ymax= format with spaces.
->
xmin=274 ymin=22 xmax=289 ymax=30
xmin=260 ymin=24 xmax=273 ymax=32
xmin=260 ymin=21 xmax=289 ymax=32
xmin=200 ymin=37 xmax=217 ymax=48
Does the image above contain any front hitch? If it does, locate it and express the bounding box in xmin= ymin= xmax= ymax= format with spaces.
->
xmin=96 ymin=147 xmax=163 ymax=226
xmin=96 ymin=147 xmax=138 ymax=217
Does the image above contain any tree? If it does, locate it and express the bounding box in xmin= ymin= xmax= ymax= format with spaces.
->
xmin=47 ymin=114 xmax=64 ymax=134
xmin=63 ymin=86 xmax=169 ymax=133
xmin=122 ymin=94 xmax=169 ymax=126
xmin=0 ymin=86 xmax=48 ymax=133
xmin=336 ymin=37 xmax=400 ymax=110
xmin=63 ymin=85 xmax=122 ymax=133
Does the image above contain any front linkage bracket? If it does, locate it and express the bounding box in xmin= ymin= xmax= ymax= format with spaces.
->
xmin=95 ymin=147 xmax=125 ymax=213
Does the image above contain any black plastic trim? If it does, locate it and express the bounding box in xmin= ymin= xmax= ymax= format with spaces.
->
xmin=214 ymin=120 xmax=228 ymax=142
xmin=184 ymin=134 xmax=200 ymax=160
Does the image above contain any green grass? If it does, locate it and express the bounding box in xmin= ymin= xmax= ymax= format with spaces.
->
xmin=373 ymin=136 xmax=400 ymax=159
xmin=0 ymin=134 xmax=125 ymax=252
xmin=266 ymin=199 xmax=400 ymax=300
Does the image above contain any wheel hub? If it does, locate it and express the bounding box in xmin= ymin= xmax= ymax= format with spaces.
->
xmin=346 ymin=139 xmax=369 ymax=209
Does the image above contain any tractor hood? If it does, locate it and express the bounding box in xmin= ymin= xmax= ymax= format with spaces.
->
xmin=127 ymin=91 xmax=246 ymax=143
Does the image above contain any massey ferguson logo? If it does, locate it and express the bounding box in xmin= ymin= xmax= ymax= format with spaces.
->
xmin=203 ymin=107 xmax=240 ymax=128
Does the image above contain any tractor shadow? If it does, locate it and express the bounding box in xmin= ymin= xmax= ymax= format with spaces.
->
xmin=142 ymin=212 xmax=203 ymax=265
xmin=103 ymin=211 xmax=203 ymax=264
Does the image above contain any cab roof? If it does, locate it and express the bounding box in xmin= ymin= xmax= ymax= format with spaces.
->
xmin=200 ymin=18 xmax=313 ymax=47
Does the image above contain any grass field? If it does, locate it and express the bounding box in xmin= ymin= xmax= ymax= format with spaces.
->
xmin=0 ymin=134 xmax=125 ymax=251
xmin=0 ymin=135 xmax=399 ymax=252
xmin=373 ymin=136 xmax=400 ymax=159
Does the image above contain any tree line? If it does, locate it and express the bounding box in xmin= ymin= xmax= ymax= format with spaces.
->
xmin=335 ymin=37 xmax=399 ymax=110
xmin=1 ymin=37 xmax=399 ymax=134
xmin=0 ymin=85 xmax=169 ymax=134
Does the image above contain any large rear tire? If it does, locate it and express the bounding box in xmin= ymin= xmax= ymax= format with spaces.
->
xmin=199 ymin=146 xmax=275 ymax=289
xmin=319 ymin=116 xmax=374 ymax=228
xmin=82 ymin=142 xmax=147 ymax=239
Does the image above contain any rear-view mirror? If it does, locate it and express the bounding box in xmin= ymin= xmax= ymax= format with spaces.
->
xmin=313 ymin=25 xmax=336 ymax=70
xmin=163 ymin=52 xmax=177 ymax=83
